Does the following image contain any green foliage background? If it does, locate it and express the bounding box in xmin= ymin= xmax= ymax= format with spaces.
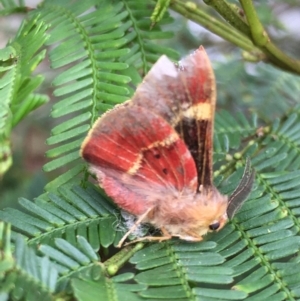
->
xmin=1 ymin=0 xmax=300 ymax=300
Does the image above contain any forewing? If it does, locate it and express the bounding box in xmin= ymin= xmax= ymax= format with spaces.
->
xmin=131 ymin=46 xmax=216 ymax=188
xmin=81 ymin=105 xmax=197 ymax=215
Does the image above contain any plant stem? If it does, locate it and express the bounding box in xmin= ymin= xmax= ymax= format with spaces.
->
xmin=104 ymin=243 xmax=144 ymax=275
xmin=239 ymin=0 xmax=268 ymax=47
xmin=171 ymin=0 xmax=258 ymax=54
xmin=239 ymin=0 xmax=300 ymax=74
xmin=203 ymin=0 xmax=251 ymax=37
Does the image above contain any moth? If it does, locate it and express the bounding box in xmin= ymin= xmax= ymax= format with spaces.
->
xmin=81 ymin=46 xmax=254 ymax=247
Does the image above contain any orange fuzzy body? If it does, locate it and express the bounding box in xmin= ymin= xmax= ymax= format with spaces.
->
xmin=143 ymin=187 xmax=228 ymax=240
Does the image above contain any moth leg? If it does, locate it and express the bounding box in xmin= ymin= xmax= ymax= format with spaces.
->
xmin=117 ymin=208 xmax=152 ymax=248
xmin=123 ymin=227 xmax=172 ymax=246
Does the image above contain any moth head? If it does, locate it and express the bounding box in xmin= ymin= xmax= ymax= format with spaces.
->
xmin=189 ymin=188 xmax=229 ymax=237
xmin=203 ymin=189 xmax=228 ymax=233
xmin=191 ymin=159 xmax=254 ymax=238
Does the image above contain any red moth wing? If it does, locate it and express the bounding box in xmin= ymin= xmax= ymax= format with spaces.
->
xmin=81 ymin=104 xmax=197 ymax=215
xmin=131 ymin=46 xmax=216 ymax=188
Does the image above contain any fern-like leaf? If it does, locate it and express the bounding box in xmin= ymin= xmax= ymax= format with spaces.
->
xmin=0 ymin=184 xmax=121 ymax=249
xmin=0 ymin=17 xmax=49 ymax=177
xmin=131 ymin=242 xmax=247 ymax=300
xmin=216 ymin=59 xmax=300 ymax=121
xmin=0 ymin=222 xmax=58 ymax=301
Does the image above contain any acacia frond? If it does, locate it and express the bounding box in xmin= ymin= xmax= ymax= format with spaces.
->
xmin=0 ymin=222 xmax=57 ymax=300
xmin=0 ymin=17 xmax=48 ymax=177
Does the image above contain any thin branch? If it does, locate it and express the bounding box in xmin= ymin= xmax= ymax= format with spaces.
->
xmin=239 ymin=0 xmax=269 ymax=47
xmin=238 ymin=0 xmax=300 ymax=74
xmin=104 ymin=243 xmax=144 ymax=275
xmin=171 ymin=1 xmax=258 ymax=53
xmin=203 ymin=0 xmax=251 ymax=37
